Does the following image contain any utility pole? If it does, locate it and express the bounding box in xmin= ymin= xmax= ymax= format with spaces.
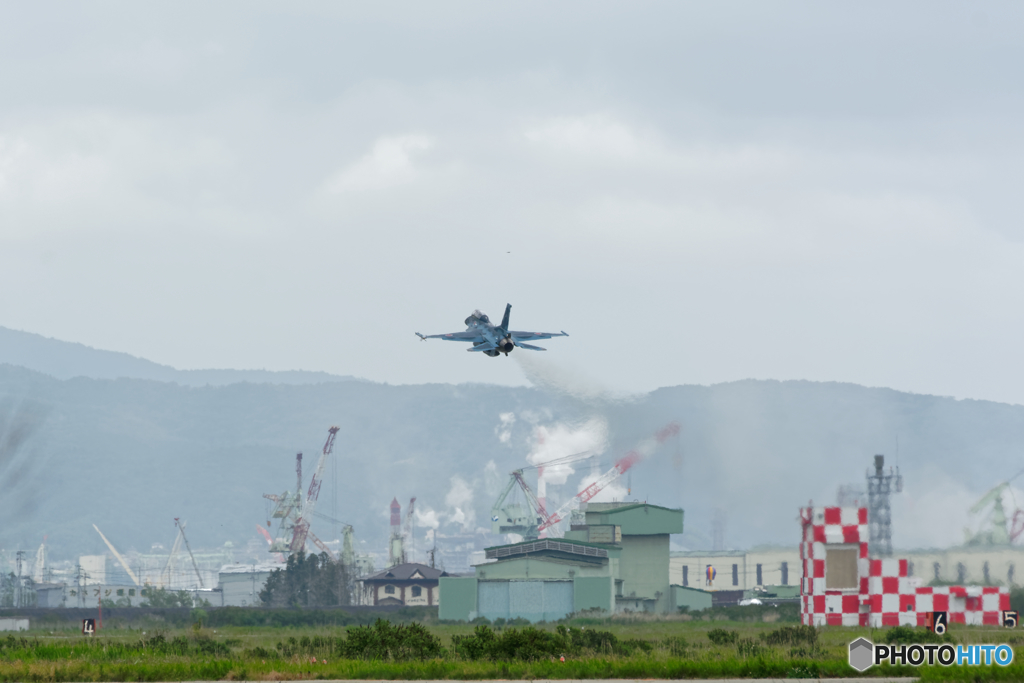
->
xmin=15 ymin=551 xmax=24 ymax=608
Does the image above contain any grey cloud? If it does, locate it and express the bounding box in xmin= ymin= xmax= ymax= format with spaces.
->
xmin=0 ymin=2 xmax=1022 ymax=404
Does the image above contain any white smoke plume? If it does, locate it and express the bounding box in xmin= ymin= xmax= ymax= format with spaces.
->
xmin=526 ymin=417 xmax=608 ymax=487
xmin=414 ymin=506 xmax=441 ymax=531
xmin=445 ymin=474 xmax=476 ymax=532
xmin=416 ymin=463 xmax=506 ymax=538
xmin=483 ymin=459 xmax=504 ymax=499
xmin=495 ymin=412 xmax=515 ymax=444
xmin=890 ymin=468 xmax=1000 ymax=549
xmin=576 ymin=472 xmax=629 ymax=504
xmin=515 ymin=354 xmax=623 ymax=404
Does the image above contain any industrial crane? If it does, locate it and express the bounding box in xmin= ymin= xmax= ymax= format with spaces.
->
xmin=538 ymin=422 xmax=680 ymax=532
xmin=160 ymin=521 xmax=187 ymax=587
xmin=290 ymin=426 xmax=339 ymax=552
xmin=490 ymin=449 xmax=604 ymax=539
xmin=491 ymin=422 xmax=680 ymax=539
xmin=264 ymin=427 xmax=340 ymax=558
xmin=31 ymin=538 xmax=46 ymax=583
xmin=256 ymin=525 xmax=286 ymax=563
xmin=175 ymin=518 xmax=205 ymax=588
xmin=491 ymin=469 xmax=551 ymax=540
xmin=92 ymin=525 xmax=141 ymax=586
xmin=965 ymin=468 xmax=1024 ymax=546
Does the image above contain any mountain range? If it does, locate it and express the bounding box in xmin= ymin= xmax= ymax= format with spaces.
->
xmin=1 ymin=324 xmax=1022 ymax=569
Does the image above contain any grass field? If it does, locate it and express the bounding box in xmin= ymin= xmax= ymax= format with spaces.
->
xmin=1 ymin=612 xmax=1023 ymax=681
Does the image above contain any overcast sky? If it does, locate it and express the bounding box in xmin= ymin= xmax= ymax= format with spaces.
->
xmin=1 ymin=2 xmax=1023 ymax=402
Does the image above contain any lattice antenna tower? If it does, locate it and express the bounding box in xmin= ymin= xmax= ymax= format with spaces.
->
xmin=866 ymin=454 xmax=903 ymax=556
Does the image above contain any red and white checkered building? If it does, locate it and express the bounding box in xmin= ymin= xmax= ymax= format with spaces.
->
xmin=800 ymin=506 xmax=1010 ymax=627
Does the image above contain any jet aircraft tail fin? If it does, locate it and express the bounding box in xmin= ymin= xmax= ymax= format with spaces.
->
xmin=501 ymin=303 xmax=511 ymax=331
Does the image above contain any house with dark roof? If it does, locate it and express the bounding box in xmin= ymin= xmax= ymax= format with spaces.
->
xmin=361 ymin=563 xmax=448 ymax=606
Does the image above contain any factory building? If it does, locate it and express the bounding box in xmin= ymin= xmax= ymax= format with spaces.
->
xmin=67 ymin=584 xmax=152 ymax=607
xmin=897 ymin=545 xmax=1024 ymax=587
xmin=218 ymin=563 xmax=285 ymax=607
xmin=33 ymin=583 xmax=65 ymax=608
xmin=440 ymin=502 xmax=687 ymax=622
xmin=673 ymin=545 xmax=1024 ymax=597
xmin=671 ymin=547 xmax=800 ymax=592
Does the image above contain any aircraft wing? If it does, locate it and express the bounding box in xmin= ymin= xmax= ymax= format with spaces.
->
xmin=510 ymin=330 xmax=569 ymax=342
xmin=416 ymin=331 xmax=484 ymax=342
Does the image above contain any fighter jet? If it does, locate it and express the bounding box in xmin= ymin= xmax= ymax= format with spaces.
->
xmin=416 ymin=304 xmax=568 ymax=357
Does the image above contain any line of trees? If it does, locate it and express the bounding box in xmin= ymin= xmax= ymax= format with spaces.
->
xmin=259 ymin=551 xmax=350 ymax=608
xmin=0 ymin=573 xmax=36 ymax=608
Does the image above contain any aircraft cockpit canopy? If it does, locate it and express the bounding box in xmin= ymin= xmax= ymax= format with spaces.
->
xmin=465 ymin=310 xmax=489 ymax=326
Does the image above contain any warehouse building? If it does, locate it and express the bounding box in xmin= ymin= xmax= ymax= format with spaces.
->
xmin=218 ymin=563 xmax=284 ymax=606
xmin=671 ymin=546 xmax=800 ymax=592
xmin=897 ymin=545 xmax=1024 ymax=587
xmin=440 ymin=502 xmax=691 ymax=621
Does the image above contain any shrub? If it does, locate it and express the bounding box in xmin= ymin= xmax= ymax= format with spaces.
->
xmin=736 ymin=637 xmax=765 ymax=658
xmin=883 ymin=625 xmax=950 ymax=645
xmin=190 ymin=608 xmax=208 ymax=629
xmin=699 ymin=602 xmax=800 ymax=623
xmin=707 ymin=628 xmax=739 ymax=645
xmin=561 ymin=625 xmax=620 ymax=654
xmin=451 ymin=624 xmax=633 ymax=661
xmin=619 ymin=638 xmax=654 ymax=656
xmin=0 ymin=635 xmax=29 ymax=652
xmin=341 ymin=619 xmax=443 ymax=661
xmin=484 ymin=626 xmax=562 ymax=661
xmin=662 ymin=636 xmax=688 ymax=656
xmin=450 ymin=624 xmax=498 ymax=660
xmin=760 ymin=625 xmax=817 ymax=646
xmin=1010 ymin=586 xmax=1024 ymax=614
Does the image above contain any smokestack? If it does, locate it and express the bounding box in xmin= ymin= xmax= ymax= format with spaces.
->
xmin=874 ymin=454 xmax=884 ymax=475
xmin=390 ymin=497 xmax=401 ymax=529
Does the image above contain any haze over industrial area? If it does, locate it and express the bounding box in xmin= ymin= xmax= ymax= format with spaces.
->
xmin=2 ymin=325 xmax=1024 ymax=567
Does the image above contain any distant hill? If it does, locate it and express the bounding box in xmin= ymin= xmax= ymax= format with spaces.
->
xmin=1 ymin=360 xmax=1023 ymax=571
xmin=0 ymin=326 xmax=360 ymax=386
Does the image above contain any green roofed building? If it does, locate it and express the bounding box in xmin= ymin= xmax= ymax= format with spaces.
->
xmin=439 ymin=502 xmax=685 ymax=622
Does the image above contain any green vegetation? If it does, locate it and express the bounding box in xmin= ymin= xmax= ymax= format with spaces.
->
xmin=259 ymin=551 xmax=351 ymax=608
xmin=882 ymin=624 xmax=954 ymax=645
xmin=1 ymin=615 xmax=1023 ymax=680
xmin=450 ymin=624 xmax=653 ymax=661
xmin=706 ymin=627 xmax=740 ymax=645
xmin=1010 ymin=586 xmax=1024 ymax=614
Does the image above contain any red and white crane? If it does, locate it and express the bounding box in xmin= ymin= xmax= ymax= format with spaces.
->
xmin=537 ymin=421 xmax=680 ymax=533
xmin=290 ymin=426 xmax=339 ymax=552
